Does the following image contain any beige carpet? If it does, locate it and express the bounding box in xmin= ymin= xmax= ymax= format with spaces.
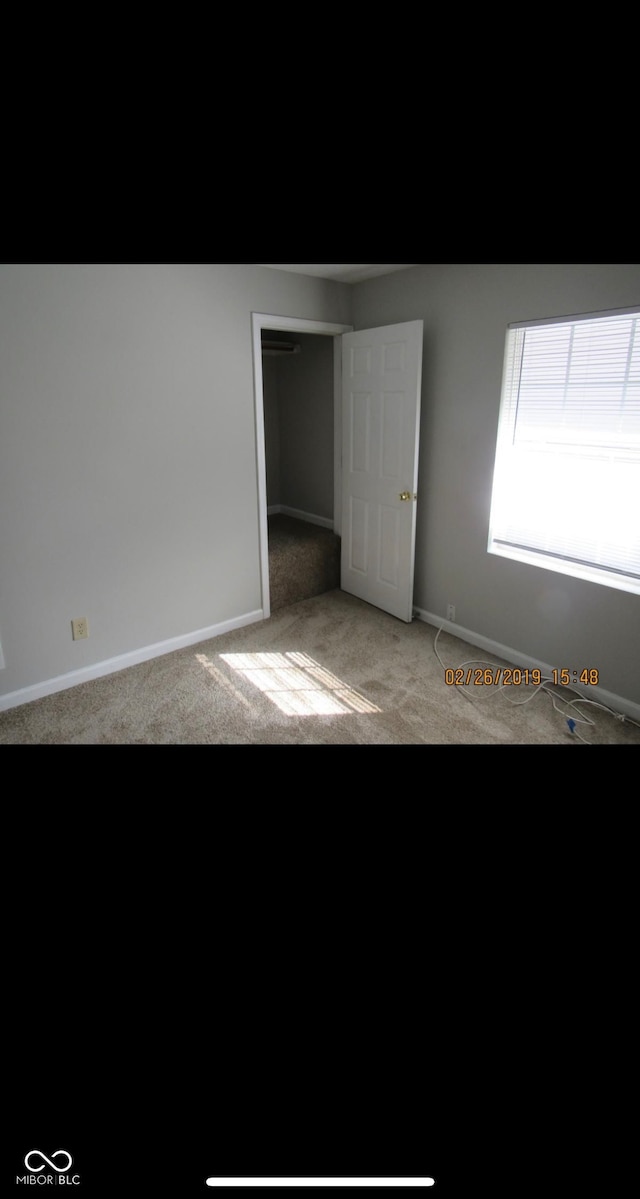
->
xmin=1 ymin=589 xmax=638 ymax=745
xmin=268 ymin=513 xmax=340 ymax=611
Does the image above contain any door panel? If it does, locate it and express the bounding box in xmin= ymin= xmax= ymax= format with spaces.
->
xmin=341 ymin=321 xmax=423 ymax=622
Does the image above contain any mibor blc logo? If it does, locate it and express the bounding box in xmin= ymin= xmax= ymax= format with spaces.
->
xmin=16 ymin=1151 xmax=81 ymax=1187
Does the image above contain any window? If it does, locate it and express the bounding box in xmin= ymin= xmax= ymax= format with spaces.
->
xmin=488 ymin=306 xmax=640 ymax=595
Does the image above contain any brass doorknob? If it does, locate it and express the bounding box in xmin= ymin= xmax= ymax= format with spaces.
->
xmin=399 ymin=491 xmax=412 ymax=502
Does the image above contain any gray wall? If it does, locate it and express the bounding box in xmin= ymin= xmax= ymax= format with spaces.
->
xmin=0 ymin=264 xmax=352 ymax=698
xmin=353 ymin=264 xmax=640 ymax=705
xmin=262 ymin=354 xmax=282 ymax=509
xmin=262 ymin=332 xmax=335 ymax=522
xmin=276 ymin=332 xmax=335 ymax=521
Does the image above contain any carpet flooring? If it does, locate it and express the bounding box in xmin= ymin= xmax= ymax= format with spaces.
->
xmin=1 ymin=588 xmax=638 ymax=746
xmin=268 ymin=514 xmax=340 ymax=610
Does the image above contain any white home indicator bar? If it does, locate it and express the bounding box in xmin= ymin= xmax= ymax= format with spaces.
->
xmin=205 ymin=1181 xmax=435 ymax=1188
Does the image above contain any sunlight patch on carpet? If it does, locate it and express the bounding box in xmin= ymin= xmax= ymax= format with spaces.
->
xmin=219 ymin=651 xmax=381 ymax=716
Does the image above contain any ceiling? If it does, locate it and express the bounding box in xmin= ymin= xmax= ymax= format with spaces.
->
xmin=259 ymin=264 xmax=418 ymax=284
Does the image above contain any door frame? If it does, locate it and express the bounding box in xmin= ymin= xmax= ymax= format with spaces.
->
xmin=252 ymin=312 xmax=353 ymax=619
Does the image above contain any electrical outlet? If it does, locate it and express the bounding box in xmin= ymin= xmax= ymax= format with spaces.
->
xmin=72 ymin=617 xmax=89 ymax=641
xmin=447 ymin=604 xmax=456 ymax=622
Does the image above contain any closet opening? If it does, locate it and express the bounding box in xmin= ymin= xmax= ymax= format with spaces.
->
xmin=252 ymin=313 xmax=353 ymax=618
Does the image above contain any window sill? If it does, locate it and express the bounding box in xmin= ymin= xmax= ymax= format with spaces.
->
xmin=488 ymin=542 xmax=640 ymax=597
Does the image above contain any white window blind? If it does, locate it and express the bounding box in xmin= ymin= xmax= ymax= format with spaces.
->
xmin=488 ymin=307 xmax=640 ymax=593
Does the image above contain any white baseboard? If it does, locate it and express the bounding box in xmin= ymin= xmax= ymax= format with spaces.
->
xmin=0 ymin=609 xmax=264 ymax=713
xmin=413 ymin=606 xmax=640 ymax=724
xmin=268 ymin=505 xmax=334 ymax=531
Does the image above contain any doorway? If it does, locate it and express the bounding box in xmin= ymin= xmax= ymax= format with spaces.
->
xmin=253 ymin=313 xmax=424 ymax=624
xmin=252 ymin=313 xmax=353 ymax=618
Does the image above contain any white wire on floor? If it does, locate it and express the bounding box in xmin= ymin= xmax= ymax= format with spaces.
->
xmin=433 ymin=626 xmax=640 ymax=745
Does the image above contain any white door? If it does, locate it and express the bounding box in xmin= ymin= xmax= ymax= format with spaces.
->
xmin=341 ymin=321 xmax=423 ymax=622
